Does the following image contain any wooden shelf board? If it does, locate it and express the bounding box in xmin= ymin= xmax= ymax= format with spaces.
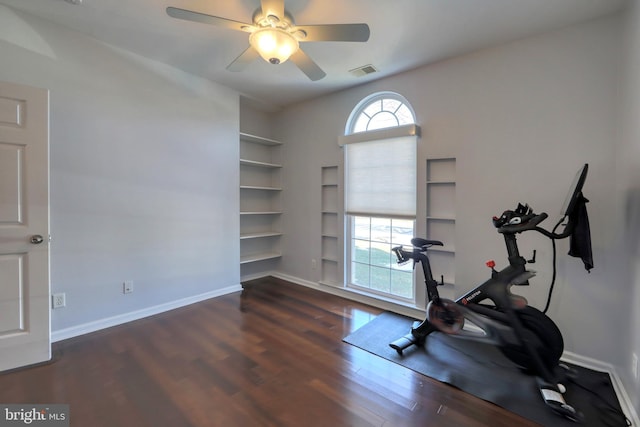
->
xmin=240 ymin=211 xmax=282 ymax=215
xmin=240 ymin=232 xmax=282 ymax=240
xmin=240 ymin=159 xmax=282 ymax=168
xmin=240 ymin=132 xmax=283 ymax=146
xmin=240 ymin=252 xmax=281 ymax=264
xmin=240 ymin=185 xmax=282 ymax=191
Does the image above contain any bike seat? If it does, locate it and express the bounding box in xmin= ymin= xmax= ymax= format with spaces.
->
xmin=411 ymin=238 xmax=444 ymax=249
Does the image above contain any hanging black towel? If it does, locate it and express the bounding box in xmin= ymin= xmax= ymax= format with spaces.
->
xmin=568 ymin=193 xmax=593 ymax=271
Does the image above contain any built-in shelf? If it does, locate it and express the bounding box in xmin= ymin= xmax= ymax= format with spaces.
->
xmin=320 ymin=166 xmax=341 ymax=286
xmin=426 ymin=157 xmax=456 ymax=286
xmin=240 ymin=252 xmax=282 ymax=264
xmin=240 ymin=159 xmax=282 ymax=168
xmin=240 ymin=231 xmax=283 ymax=240
xmin=240 ymin=132 xmax=284 ymax=273
xmin=239 ymin=132 xmax=283 ymax=146
xmin=240 ymin=211 xmax=282 ymax=215
xmin=240 ymin=185 xmax=282 ymax=191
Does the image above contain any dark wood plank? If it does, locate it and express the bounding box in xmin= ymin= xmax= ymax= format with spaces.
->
xmin=0 ymin=277 xmax=541 ymax=426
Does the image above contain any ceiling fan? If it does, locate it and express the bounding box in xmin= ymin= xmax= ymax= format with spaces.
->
xmin=166 ymin=0 xmax=370 ymax=81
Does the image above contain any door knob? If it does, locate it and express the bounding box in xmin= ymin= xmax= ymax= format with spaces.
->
xmin=30 ymin=235 xmax=44 ymax=244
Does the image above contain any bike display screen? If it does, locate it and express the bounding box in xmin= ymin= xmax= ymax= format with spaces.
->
xmin=561 ymin=164 xmax=588 ymax=217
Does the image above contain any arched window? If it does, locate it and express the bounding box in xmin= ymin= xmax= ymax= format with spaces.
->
xmin=341 ymin=92 xmax=418 ymax=301
xmin=346 ymin=92 xmax=416 ymax=134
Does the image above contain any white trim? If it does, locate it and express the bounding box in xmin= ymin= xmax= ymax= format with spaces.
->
xmin=338 ymin=123 xmax=421 ymax=146
xmin=241 ymin=270 xmax=279 ymax=282
xmin=271 ymin=272 xmax=426 ymax=320
xmin=51 ymin=284 xmax=242 ymax=342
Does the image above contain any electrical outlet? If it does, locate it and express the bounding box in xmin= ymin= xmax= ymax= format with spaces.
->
xmin=52 ymin=293 xmax=66 ymax=309
xmin=123 ymin=280 xmax=134 ymax=294
xmin=311 ymin=259 xmax=317 ymax=270
xmin=632 ymin=353 xmax=638 ymax=380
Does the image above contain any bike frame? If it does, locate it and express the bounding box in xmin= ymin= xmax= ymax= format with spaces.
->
xmin=388 ymin=164 xmax=590 ymax=421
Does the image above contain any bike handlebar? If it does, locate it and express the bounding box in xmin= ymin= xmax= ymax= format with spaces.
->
xmin=392 ymin=238 xmax=444 ymax=265
xmin=496 ymin=212 xmax=548 ymax=234
xmin=497 ymin=211 xmax=575 ymax=240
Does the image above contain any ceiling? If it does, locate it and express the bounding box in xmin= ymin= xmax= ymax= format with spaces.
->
xmin=0 ymin=0 xmax=628 ymax=110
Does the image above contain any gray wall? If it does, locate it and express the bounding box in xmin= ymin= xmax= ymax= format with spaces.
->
xmin=0 ymin=6 xmax=241 ymax=333
xmin=274 ymin=13 xmax=625 ymax=368
xmin=620 ymin=0 xmax=640 ymax=411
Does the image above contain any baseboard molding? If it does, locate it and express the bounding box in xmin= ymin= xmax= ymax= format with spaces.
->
xmin=272 ymin=272 xmax=640 ymax=426
xmin=561 ymin=351 xmax=639 ymax=426
xmin=51 ymin=284 xmax=243 ymax=343
xmin=241 ymin=270 xmax=279 ymax=283
xmin=271 ymin=272 xmax=426 ymax=321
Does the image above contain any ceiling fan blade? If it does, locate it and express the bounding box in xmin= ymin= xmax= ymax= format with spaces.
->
xmin=166 ymin=7 xmax=254 ymax=32
xmin=295 ymin=23 xmax=370 ymax=42
xmin=227 ymin=46 xmax=260 ymax=71
xmin=290 ymin=49 xmax=326 ymax=81
xmin=260 ymin=0 xmax=285 ymax=19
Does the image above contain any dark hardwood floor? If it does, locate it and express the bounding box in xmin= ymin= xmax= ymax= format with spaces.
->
xmin=0 ymin=277 xmax=540 ymax=426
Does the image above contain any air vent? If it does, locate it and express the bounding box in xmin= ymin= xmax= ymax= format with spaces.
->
xmin=349 ymin=64 xmax=378 ymax=77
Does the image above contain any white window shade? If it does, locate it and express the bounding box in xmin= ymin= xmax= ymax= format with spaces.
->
xmin=345 ymin=135 xmax=417 ymax=218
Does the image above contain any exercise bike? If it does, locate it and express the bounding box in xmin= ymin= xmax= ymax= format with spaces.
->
xmin=389 ymin=164 xmax=592 ymax=422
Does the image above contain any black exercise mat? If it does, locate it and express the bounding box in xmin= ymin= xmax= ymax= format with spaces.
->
xmin=343 ymin=312 xmax=628 ymax=427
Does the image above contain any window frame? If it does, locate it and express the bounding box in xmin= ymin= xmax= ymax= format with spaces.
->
xmin=342 ymin=92 xmax=419 ymax=303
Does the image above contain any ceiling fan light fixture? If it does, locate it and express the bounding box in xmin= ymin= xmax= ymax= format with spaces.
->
xmin=249 ymin=28 xmax=299 ymax=65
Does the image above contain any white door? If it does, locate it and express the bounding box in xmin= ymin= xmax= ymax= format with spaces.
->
xmin=0 ymin=81 xmax=50 ymax=371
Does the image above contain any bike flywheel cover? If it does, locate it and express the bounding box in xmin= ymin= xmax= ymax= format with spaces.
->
xmin=427 ymin=299 xmax=465 ymax=334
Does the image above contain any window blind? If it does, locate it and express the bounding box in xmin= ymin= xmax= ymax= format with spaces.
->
xmin=345 ymin=135 xmax=417 ymax=218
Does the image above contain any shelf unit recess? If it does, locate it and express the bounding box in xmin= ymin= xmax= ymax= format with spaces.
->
xmin=426 ymin=157 xmax=456 ymax=286
xmin=240 ymin=132 xmax=283 ymax=271
xmin=320 ymin=165 xmax=341 ymax=286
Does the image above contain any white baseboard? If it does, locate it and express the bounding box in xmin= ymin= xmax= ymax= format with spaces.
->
xmin=271 ymin=272 xmax=426 ymax=320
xmin=241 ymin=270 xmax=279 ymax=283
xmin=51 ymin=284 xmax=243 ymax=342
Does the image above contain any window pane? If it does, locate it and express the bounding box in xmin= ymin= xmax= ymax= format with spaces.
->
xmin=352 ymin=262 xmax=369 ymax=287
xmin=353 ymin=115 xmax=369 ymax=133
xmin=363 ymin=100 xmax=381 ymax=117
xmin=391 ymin=270 xmax=413 ymax=298
xmin=370 ymin=266 xmax=391 ymax=293
xmin=368 ymin=111 xmax=398 ymax=131
xmin=382 ymin=98 xmax=402 ymax=113
xmin=347 ymin=215 xmax=414 ymax=301
xmin=353 ymin=216 xmax=370 ymax=239
xmin=353 ymin=239 xmax=370 ymax=264
xmin=370 ymin=217 xmax=391 ymax=243
xmin=396 ymin=104 xmax=414 ymax=125
xmin=391 ymin=218 xmax=414 ymax=247
xmin=370 ymin=241 xmax=391 ymax=268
